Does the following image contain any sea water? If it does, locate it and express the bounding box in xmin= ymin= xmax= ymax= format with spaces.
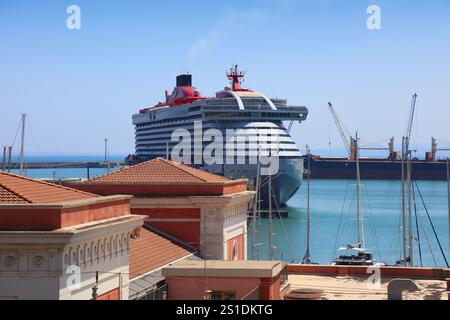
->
xmin=8 ymin=155 xmax=123 ymax=179
xmin=10 ymin=156 xmax=449 ymax=267
xmin=248 ymin=179 xmax=450 ymax=267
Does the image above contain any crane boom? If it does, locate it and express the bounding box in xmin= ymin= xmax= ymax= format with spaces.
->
xmin=328 ymin=102 xmax=351 ymax=158
xmin=403 ymin=94 xmax=418 ymax=159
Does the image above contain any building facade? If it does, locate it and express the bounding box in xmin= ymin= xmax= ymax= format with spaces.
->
xmin=0 ymin=171 xmax=145 ymax=300
xmin=162 ymin=260 xmax=289 ymax=300
xmin=71 ymin=157 xmax=254 ymax=261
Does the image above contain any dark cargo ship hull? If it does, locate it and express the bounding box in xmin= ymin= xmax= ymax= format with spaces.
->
xmin=307 ymin=157 xmax=449 ymax=180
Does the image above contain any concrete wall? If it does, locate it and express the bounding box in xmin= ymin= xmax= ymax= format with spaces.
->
xmin=165 ymin=274 xmax=282 ymax=300
xmin=260 ymin=275 xmax=281 ymax=300
xmin=201 ymin=201 xmax=248 ymax=260
xmin=165 ymin=276 xmax=260 ymax=300
xmin=59 ymin=236 xmax=131 ymax=300
xmin=97 ymin=287 xmax=120 ymax=300
xmin=0 ymin=216 xmax=144 ymax=300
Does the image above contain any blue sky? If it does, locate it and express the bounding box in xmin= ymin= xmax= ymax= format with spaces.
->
xmin=1 ymin=0 xmax=450 ymax=157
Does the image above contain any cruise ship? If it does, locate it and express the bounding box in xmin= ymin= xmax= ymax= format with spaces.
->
xmin=129 ymin=66 xmax=309 ymax=206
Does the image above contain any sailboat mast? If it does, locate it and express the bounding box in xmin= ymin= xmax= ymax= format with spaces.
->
xmin=401 ymin=138 xmax=407 ymax=266
xmin=303 ymin=145 xmax=311 ymax=263
xmin=252 ymin=153 xmax=261 ymax=260
xmin=407 ymin=151 xmax=413 ymax=266
xmin=7 ymin=146 xmax=12 ymax=173
xmin=2 ymin=147 xmax=6 ymax=171
xmin=19 ymin=114 xmax=26 ymax=176
xmin=447 ymin=158 xmax=450 ymax=260
xmin=268 ymin=173 xmax=273 ymax=260
xmin=355 ymin=132 xmax=364 ymax=247
xmin=257 ymin=179 xmax=261 ymax=260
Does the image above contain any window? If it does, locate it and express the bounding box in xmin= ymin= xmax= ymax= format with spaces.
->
xmin=211 ymin=291 xmax=236 ymax=300
xmin=232 ymin=240 xmax=239 ymax=260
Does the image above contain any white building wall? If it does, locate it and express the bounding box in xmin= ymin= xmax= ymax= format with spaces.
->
xmin=0 ymin=247 xmax=62 ymax=300
xmin=58 ymin=229 xmax=132 ymax=300
xmin=200 ymin=199 xmax=249 ymax=261
xmin=0 ymin=217 xmax=144 ymax=300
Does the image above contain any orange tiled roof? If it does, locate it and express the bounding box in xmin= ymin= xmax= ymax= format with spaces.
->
xmin=0 ymin=171 xmax=97 ymax=204
xmin=129 ymin=225 xmax=196 ymax=279
xmin=88 ymin=157 xmax=229 ymax=184
xmin=0 ymin=184 xmax=28 ymax=204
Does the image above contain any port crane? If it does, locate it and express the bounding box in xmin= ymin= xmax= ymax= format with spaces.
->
xmin=328 ymin=102 xmax=353 ymax=159
xmin=402 ymin=94 xmax=418 ymax=160
xmin=328 ymin=102 xmax=394 ymax=160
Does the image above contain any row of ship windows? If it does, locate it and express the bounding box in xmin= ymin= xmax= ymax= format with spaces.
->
xmin=136 ymin=127 xmax=289 ymax=134
xmin=204 ymin=112 xmax=305 ymax=119
xmin=135 ymin=121 xmax=286 ymax=133
xmin=136 ymin=148 xmax=301 ymax=153
xmin=135 ymin=130 xmax=291 ymax=139
xmin=135 ymin=121 xmax=285 ymax=132
xmin=135 ymin=134 xmax=295 ymax=141
xmin=136 ymin=140 xmax=297 ymax=148
xmin=136 ymin=115 xmax=202 ymax=128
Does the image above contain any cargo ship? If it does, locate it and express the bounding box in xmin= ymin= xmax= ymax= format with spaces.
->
xmin=306 ymin=154 xmax=450 ymax=181
xmin=312 ymin=101 xmax=450 ymax=181
xmin=127 ymin=66 xmax=309 ymax=206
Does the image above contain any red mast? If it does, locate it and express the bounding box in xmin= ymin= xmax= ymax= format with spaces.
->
xmin=226 ymin=65 xmax=245 ymax=91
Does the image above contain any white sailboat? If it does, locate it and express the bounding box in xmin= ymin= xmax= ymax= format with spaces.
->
xmin=332 ymin=132 xmax=382 ymax=266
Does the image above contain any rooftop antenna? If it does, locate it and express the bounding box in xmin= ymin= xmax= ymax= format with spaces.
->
xmin=1 ymin=146 xmax=8 ymax=171
xmin=7 ymin=146 xmax=12 ymax=173
xmin=19 ymin=114 xmax=26 ymax=176
xmin=104 ymin=138 xmax=110 ymax=173
xmin=226 ymin=64 xmax=245 ymax=91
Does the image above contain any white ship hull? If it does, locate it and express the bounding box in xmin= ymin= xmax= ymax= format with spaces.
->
xmin=131 ymin=71 xmax=308 ymax=206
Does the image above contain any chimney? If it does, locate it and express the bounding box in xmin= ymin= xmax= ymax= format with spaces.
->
xmin=176 ymin=74 xmax=192 ymax=87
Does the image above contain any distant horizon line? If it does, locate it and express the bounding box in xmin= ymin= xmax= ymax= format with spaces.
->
xmin=8 ymin=147 xmax=450 ymax=160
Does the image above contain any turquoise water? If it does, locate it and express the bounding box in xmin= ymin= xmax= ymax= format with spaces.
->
xmin=8 ymin=157 xmax=449 ymax=267
xmin=13 ymin=155 xmax=125 ymax=163
xmin=248 ymin=179 xmax=450 ymax=267
xmin=7 ymin=155 xmax=124 ymax=179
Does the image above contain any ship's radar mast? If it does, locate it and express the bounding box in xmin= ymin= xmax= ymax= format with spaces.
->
xmin=226 ymin=65 xmax=245 ymax=91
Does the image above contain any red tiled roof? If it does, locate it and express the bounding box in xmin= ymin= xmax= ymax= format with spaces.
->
xmin=0 ymin=171 xmax=97 ymax=204
xmin=0 ymin=184 xmax=28 ymax=204
xmin=88 ymin=157 xmax=229 ymax=184
xmin=129 ymin=225 xmax=196 ymax=279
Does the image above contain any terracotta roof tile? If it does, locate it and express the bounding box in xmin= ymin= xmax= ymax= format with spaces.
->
xmin=129 ymin=225 xmax=196 ymax=279
xmin=0 ymin=171 xmax=97 ymax=204
xmin=0 ymin=184 xmax=29 ymax=204
xmin=88 ymin=157 xmax=229 ymax=184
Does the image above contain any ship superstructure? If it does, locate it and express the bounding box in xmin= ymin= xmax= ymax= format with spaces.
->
xmin=131 ymin=66 xmax=309 ymax=205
